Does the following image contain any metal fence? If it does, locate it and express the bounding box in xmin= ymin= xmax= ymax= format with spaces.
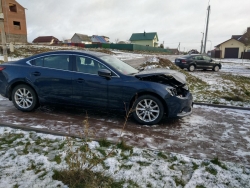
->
xmin=65 ymin=43 xmax=170 ymax=53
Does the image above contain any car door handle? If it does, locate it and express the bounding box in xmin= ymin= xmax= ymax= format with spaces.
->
xmin=76 ymin=78 xmax=85 ymax=83
xmin=31 ymin=72 xmax=41 ymax=76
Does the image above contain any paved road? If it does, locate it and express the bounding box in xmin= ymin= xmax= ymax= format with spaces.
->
xmin=1 ymin=98 xmax=250 ymax=165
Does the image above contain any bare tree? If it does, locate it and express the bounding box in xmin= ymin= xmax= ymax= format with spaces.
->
xmin=241 ymin=29 xmax=250 ymax=61
xmin=115 ymin=38 xmax=119 ymax=44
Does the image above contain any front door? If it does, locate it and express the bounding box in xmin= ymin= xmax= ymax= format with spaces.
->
xmin=71 ymin=56 xmax=108 ymax=108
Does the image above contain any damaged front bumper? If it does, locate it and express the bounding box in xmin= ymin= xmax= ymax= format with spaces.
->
xmin=165 ymin=92 xmax=193 ymax=118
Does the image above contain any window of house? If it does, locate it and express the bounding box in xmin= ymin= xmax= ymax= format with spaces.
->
xmin=13 ymin=21 xmax=21 ymax=30
xmin=9 ymin=3 xmax=17 ymax=12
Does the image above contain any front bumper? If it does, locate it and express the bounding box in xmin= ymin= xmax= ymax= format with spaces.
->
xmin=165 ymin=92 xmax=193 ymax=118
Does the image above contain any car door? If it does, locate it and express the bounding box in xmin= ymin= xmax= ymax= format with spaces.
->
xmin=193 ymin=55 xmax=206 ymax=68
xmin=29 ymin=55 xmax=73 ymax=104
xmin=202 ymin=56 xmax=213 ymax=68
xmin=71 ymin=56 xmax=109 ymax=108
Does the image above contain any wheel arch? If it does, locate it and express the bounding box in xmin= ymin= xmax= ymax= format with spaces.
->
xmin=8 ymin=81 xmax=39 ymax=105
xmin=189 ymin=63 xmax=196 ymax=68
xmin=129 ymin=91 xmax=168 ymax=116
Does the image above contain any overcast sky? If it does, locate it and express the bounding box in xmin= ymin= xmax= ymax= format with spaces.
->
xmin=17 ymin=0 xmax=250 ymax=52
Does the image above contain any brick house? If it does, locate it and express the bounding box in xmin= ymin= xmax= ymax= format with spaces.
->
xmin=0 ymin=0 xmax=27 ymax=43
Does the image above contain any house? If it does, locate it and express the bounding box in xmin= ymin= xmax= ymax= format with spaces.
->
xmin=90 ymin=35 xmax=107 ymax=43
xmin=0 ymin=0 xmax=27 ymax=43
xmin=102 ymin=36 xmax=110 ymax=43
xmin=215 ymin=27 xmax=250 ymax=58
xmin=71 ymin=33 xmax=92 ymax=44
xmin=32 ymin=36 xmax=60 ymax=44
xmin=129 ymin=31 xmax=159 ymax=47
xmin=168 ymin=48 xmax=179 ymax=55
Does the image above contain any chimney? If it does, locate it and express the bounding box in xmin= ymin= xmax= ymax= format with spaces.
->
xmin=144 ymin=31 xmax=146 ymax=36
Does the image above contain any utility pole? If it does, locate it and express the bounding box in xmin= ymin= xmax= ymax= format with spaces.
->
xmin=203 ymin=5 xmax=210 ymax=54
xmin=177 ymin=42 xmax=180 ymax=54
xmin=0 ymin=0 xmax=8 ymax=62
xmin=200 ymin=32 xmax=204 ymax=54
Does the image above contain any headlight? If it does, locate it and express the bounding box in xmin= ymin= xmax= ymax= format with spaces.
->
xmin=183 ymin=85 xmax=189 ymax=90
xmin=166 ymin=87 xmax=177 ymax=96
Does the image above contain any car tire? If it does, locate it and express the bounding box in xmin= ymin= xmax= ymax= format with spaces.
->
xmin=188 ymin=64 xmax=195 ymax=72
xmin=213 ymin=65 xmax=220 ymax=72
xmin=12 ymin=84 xmax=38 ymax=112
xmin=132 ymin=95 xmax=164 ymax=125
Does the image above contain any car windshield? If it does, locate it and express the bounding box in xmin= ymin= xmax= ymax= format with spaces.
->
xmin=100 ymin=55 xmax=139 ymax=75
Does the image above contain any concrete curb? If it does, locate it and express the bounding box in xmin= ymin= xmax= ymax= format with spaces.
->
xmin=193 ymin=102 xmax=250 ymax=111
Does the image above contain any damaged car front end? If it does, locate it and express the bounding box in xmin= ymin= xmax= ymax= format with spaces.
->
xmin=133 ymin=69 xmax=193 ymax=122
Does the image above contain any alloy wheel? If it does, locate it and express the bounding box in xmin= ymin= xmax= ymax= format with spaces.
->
xmin=214 ymin=65 xmax=219 ymax=72
xmin=135 ymin=99 xmax=160 ymax=122
xmin=14 ymin=88 xmax=34 ymax=109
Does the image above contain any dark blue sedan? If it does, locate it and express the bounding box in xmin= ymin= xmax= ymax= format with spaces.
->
xmin=0 ymin=50 xmax=193 ymax=125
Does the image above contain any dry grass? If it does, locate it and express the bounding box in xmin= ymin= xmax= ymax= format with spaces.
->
xmin=52 ymin=108 xmax=135 ymax=187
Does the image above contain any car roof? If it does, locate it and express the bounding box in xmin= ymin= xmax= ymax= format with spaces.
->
xmin=25 ymin=50 xmax=109 ymax=61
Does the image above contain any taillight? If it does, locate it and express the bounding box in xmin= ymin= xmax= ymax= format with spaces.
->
xmin=182 ymin=60 xmax=186 ymax=63
xmin=0 ymin=67 xmax=5 ymax=71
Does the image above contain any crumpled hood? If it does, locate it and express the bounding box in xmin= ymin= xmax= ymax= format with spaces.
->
xmin=135 ymin=68 xmax=186 ymax=84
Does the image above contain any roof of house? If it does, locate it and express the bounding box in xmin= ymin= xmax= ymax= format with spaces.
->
xmin=215 ymin=38 xmax=244 ymax=47
xmin=91 ymin=35 xmax=107 ymax=43
xmin=129 ymin=32 xmax=158 ymax=41
xmin=231 ymin=35 xmax=242 ymax=40
xmin=32 ymin=36 xmax=59 ymax=43
xmin=216 ymin=27 xmax=250 ymax=47
xmin=73 ymin=33 xmax=91 ymax=42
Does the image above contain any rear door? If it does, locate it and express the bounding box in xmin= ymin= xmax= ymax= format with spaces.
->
xmin=29 ymin=55 xmax=73 ymax=104
xmin=202 ymin=56 xmax=213 ymax=68
xmin=192 ymin=55 xmax=205 ymax=68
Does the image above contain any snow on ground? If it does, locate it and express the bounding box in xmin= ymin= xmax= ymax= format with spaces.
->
xmin=0 ymin=126 xmax=250 ymax=188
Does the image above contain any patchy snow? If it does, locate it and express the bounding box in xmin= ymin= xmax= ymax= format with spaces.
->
xmin=0 ymin=126 xmax=250 ymax=187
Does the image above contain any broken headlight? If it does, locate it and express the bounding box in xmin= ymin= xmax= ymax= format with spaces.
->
xmin=183 ymin=85 xmax=189 ymax=90
xmin=166 ymin=87 xmax=177 ymax=96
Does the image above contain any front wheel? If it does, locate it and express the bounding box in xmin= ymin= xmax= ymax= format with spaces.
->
xmin=213 ymin=65 xmax=220 ymax=72
xmin=132 ymin=95 xmax=164 ymax=125
xmin=12 ymin=84 xmax=38 ymax=112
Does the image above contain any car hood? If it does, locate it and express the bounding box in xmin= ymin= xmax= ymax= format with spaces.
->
xmin=134 ymin=68 xmax=186 ymax=85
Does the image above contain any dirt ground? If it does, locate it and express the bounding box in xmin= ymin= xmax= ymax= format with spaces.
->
xmin=1 ymin=98 xmax=250 ymax=166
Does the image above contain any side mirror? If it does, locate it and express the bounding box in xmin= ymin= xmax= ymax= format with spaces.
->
xmin=98 ymin=69 xmax=112 ymax=78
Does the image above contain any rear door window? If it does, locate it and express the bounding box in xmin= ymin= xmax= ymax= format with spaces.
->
xmin=31 ymin=55 xmax=70 ymax=70
xmin=43 ymin=55 xmax=70 ymax=70
xmin=31 ymin=57 xmax=43 ymax=66
xmin=193 ymin=56 xmax=203 ymax=60
xmin=203 ymin=56 xmax=211 ymax=61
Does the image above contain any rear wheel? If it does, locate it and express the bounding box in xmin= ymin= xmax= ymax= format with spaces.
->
xmin=188 ymin=64 xmax=195 ymax=72
xmin=12 ymin=84 xmax=38 ymax=112
xmin=132 ymin=95 xmax=164 ymax=125
xmin=213 ymin=65 xmax=220 ymax=72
